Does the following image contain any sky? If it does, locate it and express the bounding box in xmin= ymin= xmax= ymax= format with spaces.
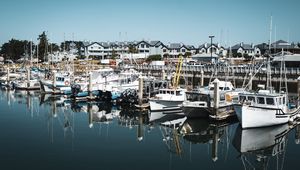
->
xmin=0 ymin=0 xmax=299 ymax=46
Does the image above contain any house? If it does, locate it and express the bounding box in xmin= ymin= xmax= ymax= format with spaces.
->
xmin=198 ymin=43 xmax=227 ymax=57
xmin=230 ymin=42 xmax=255 ymax=57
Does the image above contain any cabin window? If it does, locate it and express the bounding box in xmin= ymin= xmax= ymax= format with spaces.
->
xmin=266 ymin=98 xmax=274 ymax=105
xmin=162 ymin=90 xmax=166 ymax=94
xmin=239 ymin=96 xmax=246 ymax=102
xmin=277 ymin=98 xmax=282 ymax=105
xmin=224 ymin=87 xmax=230 ymax=90
xmin=257 ymin=97 xmax=265 ymax=104
xmin=171 ymin=91 xmax=174 ymax=95
xmin=247 ymin=96 xmax=255 ymax=102
xmin=176 ymin=91 xmax=180 ymax=95
xmin=167 ymin=91 xmax=170 ymax=94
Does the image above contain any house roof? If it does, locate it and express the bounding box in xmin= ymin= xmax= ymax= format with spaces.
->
xmin=168 ymin=43 xmax=181 ymax=49
xmin=230 ymin=43 xmax=253 ymax=50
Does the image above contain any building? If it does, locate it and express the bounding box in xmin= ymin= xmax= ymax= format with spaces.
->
xmin=230 ymin=42 xmax=255 ymax=57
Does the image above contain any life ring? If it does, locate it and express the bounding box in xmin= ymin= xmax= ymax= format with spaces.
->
xmin=65 ymin=81 xmax=70 ymax=86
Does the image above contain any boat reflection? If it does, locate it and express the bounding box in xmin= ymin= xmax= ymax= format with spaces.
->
xmin=179 ymin=118 xmax=238 ymax=161
xmin=119 ymin=108 xmax=149 ymax=141
xmin=232 ymin=124 xmax=293 ymax=170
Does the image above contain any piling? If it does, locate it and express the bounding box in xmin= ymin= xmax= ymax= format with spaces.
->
xmin=88 ymin=72 xmax=92 ymax=98
xmin=52 ymin=70 xmax=57 ymax=93
xmin=27 ymin=68 xmax=30 ymax=88
xmin=138 ymin=76 xmax=143 ymax=105
xmin=213 ymin=80 xmax=220 ymax=109
xmin=6 ymin=67 xmax=9 ymax=84
xmin=211 ymin=129 xmax=219 ymax=162
xmin=200 ymin=68 xmax=204 ymax=87
xmin=137 ymin=114 xmax=143 ymax=141
xmin=297 ymin=76 xmax=300 ymax=97
xmin=162 ymin=69 xmax=166 ymax=80
xmin=88 ymin=103 xmax=93 ymax=128
xmin=294 ymin=125 xmax=300 ymax=144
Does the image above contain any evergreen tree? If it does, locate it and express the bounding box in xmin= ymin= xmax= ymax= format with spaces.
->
xmin=37 ymin=31 xmax=48 ymax=62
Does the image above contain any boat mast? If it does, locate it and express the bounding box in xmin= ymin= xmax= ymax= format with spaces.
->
xmin=267 ymin=15 xmax=273 ymax=90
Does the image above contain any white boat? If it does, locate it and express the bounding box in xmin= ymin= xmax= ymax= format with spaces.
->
xmin=40 ymin=72 xmax=72 ymax=94
xmin=13 ymin=79 xmax=40 ymax=90
xmin=182 ymin=79 xmax=240 ymax=119
xmin=234 ymin=50 xmax=300 ymax=128
xmin=234 ymin=89 xmax=300 ymax=128
xmin=149 ymin=87 xmax=186 ymax=115
xmin=70 ymin=68 xmax=140 ymax=100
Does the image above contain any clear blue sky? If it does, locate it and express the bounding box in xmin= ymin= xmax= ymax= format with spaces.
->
xmin=0 ymin=0 xmax=299 ymax=46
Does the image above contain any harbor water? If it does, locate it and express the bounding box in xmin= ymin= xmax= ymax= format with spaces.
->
xmin=1 ymin=89 xmax=300 ymax=170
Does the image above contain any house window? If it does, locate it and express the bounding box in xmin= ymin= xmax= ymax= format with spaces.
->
xmin=141 ymin=44 xmax=145 ymax=48
xmin=163 ymin=49 xmax=167 ymax=52
xmin=257 ymin=97 xmax=265 ymax=104
xmin=182 ymin=49 xmax=186 ymax=53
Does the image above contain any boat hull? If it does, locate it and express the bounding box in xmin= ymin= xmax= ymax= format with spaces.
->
xmin=234 ymin=104 xmax=298 ymax=128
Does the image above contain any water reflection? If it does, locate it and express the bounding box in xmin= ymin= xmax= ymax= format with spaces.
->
xmin=232 ymin=124 xmax=296 ymax=170
xmin=179 ymin=118 xmax=238 ymax=162
xmin=1 ymin=88 xmax=300 ymax=170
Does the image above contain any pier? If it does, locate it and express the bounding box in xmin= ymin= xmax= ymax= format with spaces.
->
xmin=136 ymin=65 xmax=300 ymax=92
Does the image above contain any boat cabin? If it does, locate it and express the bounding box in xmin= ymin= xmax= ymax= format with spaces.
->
xmin=238 ymin=93 xmax=287 ymax=108
xmin=158 ymin=88 xmax=185 ymax=96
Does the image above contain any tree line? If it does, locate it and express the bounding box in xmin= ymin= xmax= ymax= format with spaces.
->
xmin=0 ymin=31 xmax=82 ymax=62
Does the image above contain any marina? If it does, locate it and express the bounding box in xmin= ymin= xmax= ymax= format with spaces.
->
xmin=1 ymin=89 xmax=300 ymax=170
xmin=1 ymin=0 xmax=300 ymax=169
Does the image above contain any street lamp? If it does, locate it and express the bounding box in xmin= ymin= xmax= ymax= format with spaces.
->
xmin=209 ymin=35 xmax=215 ymax=63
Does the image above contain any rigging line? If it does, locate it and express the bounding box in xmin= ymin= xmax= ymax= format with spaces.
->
xmin=243 ymin=61 xmax=267 ymax=90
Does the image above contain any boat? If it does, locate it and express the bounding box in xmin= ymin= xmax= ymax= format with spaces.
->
xmin=39 ymin=71 xmax=72 ymax=94
xmin=149 ymin=87 xmax=186 ymax=114
xmin=149 ymin=55 xmax=186 ymax=115
xmin=234 ymin=52 xmax=300 ymax=128
xmin=182 ymin=78 xmax=239 ymax=119
xmin=70 ymin=68 xmax=141 ymax=100
xmin=232 ymin=124 xmax=291 ymax=169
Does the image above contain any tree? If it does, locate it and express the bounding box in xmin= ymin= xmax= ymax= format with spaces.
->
xmin=146 ymin=54 xmax=162 ymax=62
xmin=184 ymin=51 xmax=192 ymax=58
xmin=111 ymin=49 xmax=118 ymax=59
xmin=128 ymin=44 xmax=138 ymax=53
xmin=243 ymin=53 xmax=252 ymax=61
xmin=237 ymin=52 xmax=243 ymax=58
xmin=37 ymin=31 xmax=48 ymax=62
xmin=0 ymin=39 xmax=32 ymax=61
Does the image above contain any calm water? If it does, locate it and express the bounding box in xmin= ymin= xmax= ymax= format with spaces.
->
xmin=0 ymin=89 xmax=300 ymax=170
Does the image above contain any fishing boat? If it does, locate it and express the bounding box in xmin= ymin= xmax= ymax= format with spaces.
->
xmin=149 ymin=56 xmax=185 ymax=115
xmin=182 ymin=79 xmax=239 ymax=119
xmin=234 ymin=51 xmax=300 ymax=128
xmin=39 ymin=71 xmax=72 ymax=94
